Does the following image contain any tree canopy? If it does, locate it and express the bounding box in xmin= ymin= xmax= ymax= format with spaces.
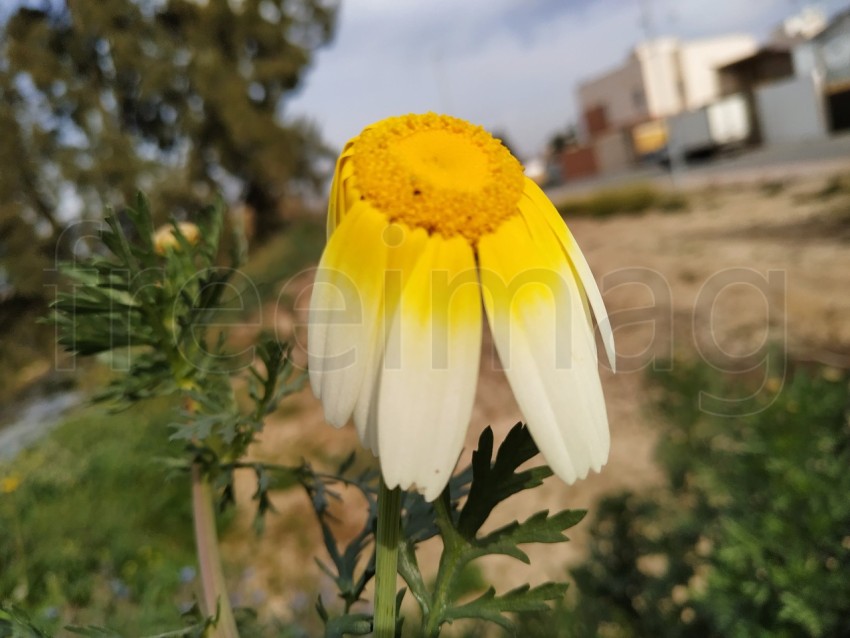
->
xmin=0 ymin=0 xmax=339 ymax=386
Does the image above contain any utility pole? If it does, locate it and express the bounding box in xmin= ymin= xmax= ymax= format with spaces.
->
xmin=639 ymin=0 xmax=685 ymax=189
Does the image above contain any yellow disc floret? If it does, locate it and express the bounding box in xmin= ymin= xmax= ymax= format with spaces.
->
xmin=351 ymin=113 xmax=525 ymax=244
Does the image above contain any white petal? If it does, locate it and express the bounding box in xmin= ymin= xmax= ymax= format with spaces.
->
xmin=479 ymin=215 xmax=609 ymax=484
xmin=352 ymin=223 xmax=430 ymax=454
xmin=308 ymin=205 xmax=387 ymax=428
xmin=377 ymin=235 xmax=482 ymax=501
xmin=523 ymin=179 xmax=616 ymax=371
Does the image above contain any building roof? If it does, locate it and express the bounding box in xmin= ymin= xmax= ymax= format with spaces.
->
xmin=814 ymin=6 xmax=850 ymax=42
xmin=717 ymin=45 xmax=793 ymax=73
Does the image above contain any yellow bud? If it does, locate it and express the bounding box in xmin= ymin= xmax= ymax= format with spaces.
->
xmin=153 ymin=222 xmax=201 ymax=254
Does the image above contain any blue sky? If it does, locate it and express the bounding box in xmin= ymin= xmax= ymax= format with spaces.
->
xmin=287 ymin=0 xmax=850 ymax=158
xmin=3 ymin=0 xmax=847 ymax=158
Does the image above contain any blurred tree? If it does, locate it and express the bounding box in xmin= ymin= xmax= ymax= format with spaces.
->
xmin=547 ymin=123 xmax=578 ymax=156
xmin=0 ymin=0 xmax=338 ymax=390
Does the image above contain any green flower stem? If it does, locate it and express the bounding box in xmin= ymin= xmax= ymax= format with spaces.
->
xmin=374 ymin=481 xmax=402 ymax=638
xmin=192 ymin=463 xmax=240 ymax=638
xmin=398 ymin=539 xmax=431 ymax=619
xmin=424 ymin=489 xmax=464 ymax=637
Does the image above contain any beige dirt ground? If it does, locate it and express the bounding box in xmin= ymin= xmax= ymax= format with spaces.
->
xmin=220 ymin=170 xmax=850 ymax=625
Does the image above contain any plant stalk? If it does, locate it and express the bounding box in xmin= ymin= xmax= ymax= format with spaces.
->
xmin=374 ymin=481 xmax=402 ymax=638
xmin=192 ymin=463 xmax=240 ymax=638
xmin=424 ymin=489 xmax=461 ymax=637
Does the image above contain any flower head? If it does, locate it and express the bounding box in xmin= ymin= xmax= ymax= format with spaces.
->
xmin=309 ymin=113 xmax=615 ymax=501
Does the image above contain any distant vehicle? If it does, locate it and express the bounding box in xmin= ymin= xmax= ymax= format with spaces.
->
xmin=667 ymin=93 xmax=752 ymax=162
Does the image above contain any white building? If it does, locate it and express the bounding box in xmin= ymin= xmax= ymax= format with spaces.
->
xmin=573 ymin=35 xmax=757 ymax=174
xmin=791 ymin=7 xmax=850 ymax=132
xmin=578 ymin=35 xmax=758 ymax=132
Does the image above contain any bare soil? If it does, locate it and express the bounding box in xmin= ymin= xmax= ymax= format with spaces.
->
xmin=221 ymin=172 xmax=850 ymax=624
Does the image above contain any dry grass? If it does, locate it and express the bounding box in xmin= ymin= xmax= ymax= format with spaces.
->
xmin=554 ymin=183 xmax=689 ymax=217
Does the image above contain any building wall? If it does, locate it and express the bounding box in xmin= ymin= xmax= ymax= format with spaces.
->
xmin=584 ymin=104 xmax=609 ymax=138
xmin=755 ymin=74 xmax=828 ymax=143
xmin=575 ymin=34 xmax=759 ymax=176
xmin=635 ymin=38 xmax=684 ymax=118
xmin=577 ymin=55 xmax=648 ymax=133
xmin=678 ymin=35 xmax=759 ymax=110
xmin=817 ymin=12 xmax=850 ymax=88
xmin=578 ymin=35 xmax=757 ymax=135
xmin=594 ymin=130 xmax=635 ymax=174
xmin=561 ymin=146 xmax=598 ymax=180
xmin=793 ymin=11 xmax=850 ymax=89
xmin=719 ymin=51 xmax=795 ymax=96
xmin=793 ymin=42 xmax=819 ymax=78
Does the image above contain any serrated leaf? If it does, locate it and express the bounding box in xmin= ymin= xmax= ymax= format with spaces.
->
xmin=479 ymin=509 xmax=587 ymax=562
xmin=441 ymin=582 xmax=569 ymax=631
xmin=458 ymin=423 xmax=553 ymax=537
xmin=300 ymin=461 xmax=378 ymax=612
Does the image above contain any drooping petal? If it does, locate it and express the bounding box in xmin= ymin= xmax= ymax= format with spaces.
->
xmin=352 ymin=222 xmax=430 ymax=454
xmin=328 ymin=141 xmax=358 ymax=236
xmin=479 ymin=215 xmax=609 ymax=484
xmin=308 ymin=203 xmax=388 ymax=428
xmin=522 ymin=179 xmax=616 ymax=371
xmin=376 ymin=234 xmax=482 ymax=501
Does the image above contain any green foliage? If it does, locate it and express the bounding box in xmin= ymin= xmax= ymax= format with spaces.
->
xmin=1 ymin=0 xmax=338 ymax=234
xmin=555 ymin=183 xmax=689 ymax=217
xmin=36 ymin=193 xmax=586 ymax=636
xmin=172 ymin=338 xmax=307 ymax=462
xmin=41 ymin=192 xmax=309 ymax=635
xmin=0 ymin=400 xmax=195 ymax=634
xmin=48 ymin=195 xmax=310 ymax=489
xmin=51 ymin=195 xmax=238 ymax=402
xmin=563 ymin=362 xmax=850 ymax=638
xmin=304 ymin=456 xmax=380 ymax=614
xmin=305 ymin=424 xmax=584 ymax=637
xmin=0 ymin=606 xmax=51 ymax=638
xmin=412 ymin=425 xmax=581 ymax=637
xmin=441 ymin=583 xmax=570 ymax=632
xmin=0 ymin=0 xmax=338 ymax=392
xmin=457 ymin=425 xmax=555 ymax=537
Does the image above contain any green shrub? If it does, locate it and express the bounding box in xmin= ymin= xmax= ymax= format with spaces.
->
xmin=0 ymin=399 xmax=196 ymax=633
xmin=523 ymin=361 xmax=850 ymax=638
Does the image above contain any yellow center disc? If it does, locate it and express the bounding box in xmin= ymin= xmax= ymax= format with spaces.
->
xmin=351 ymin=113 xmax=525 ymax=244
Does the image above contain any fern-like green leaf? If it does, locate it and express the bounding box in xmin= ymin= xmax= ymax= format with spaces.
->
xmin=441 ymin=582 xmax=570 ymax=632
